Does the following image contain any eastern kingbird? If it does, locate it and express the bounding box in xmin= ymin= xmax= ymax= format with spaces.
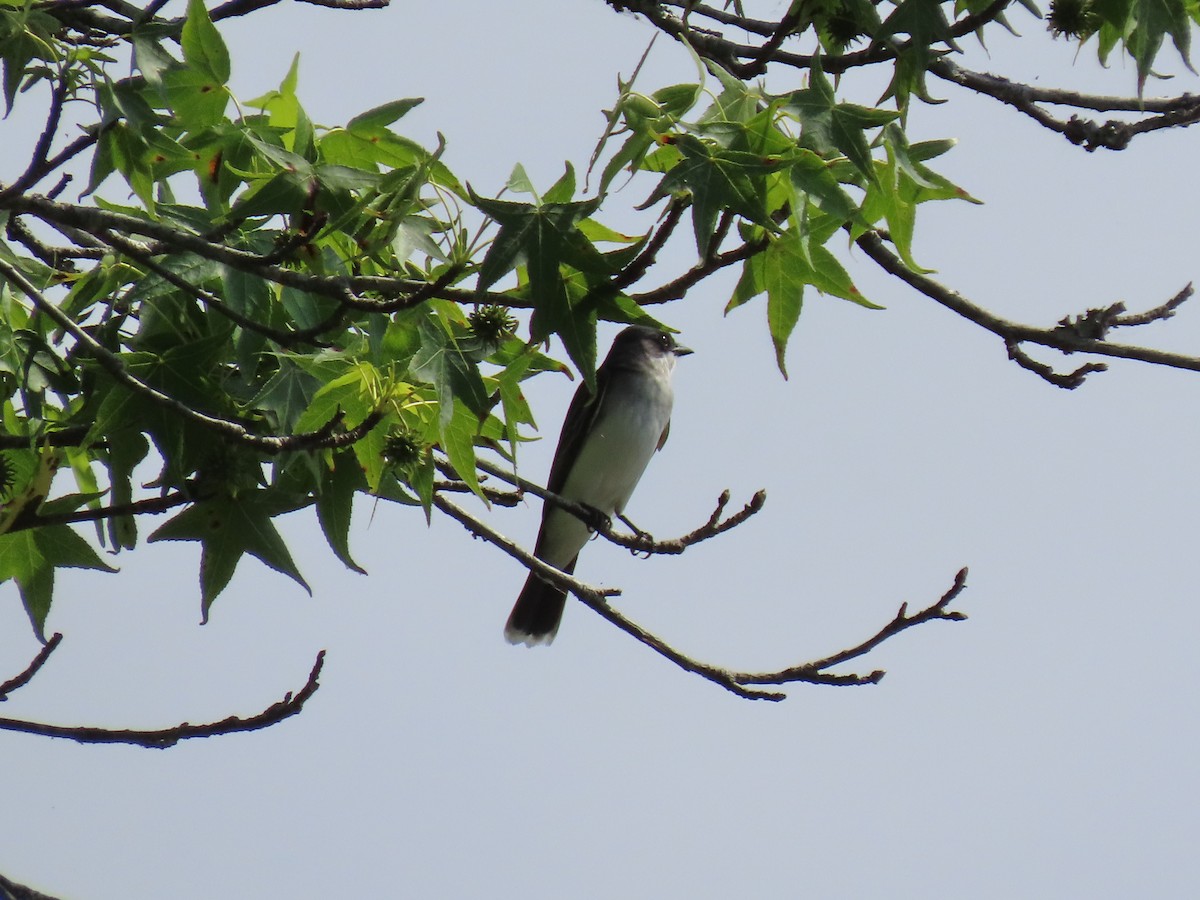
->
xmin=505 ymin=325 xmax=693 ymax=646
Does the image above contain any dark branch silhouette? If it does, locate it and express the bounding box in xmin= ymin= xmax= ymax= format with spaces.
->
xmin=0 ymin=647 xmax=326 ymax=747
xmin=0 ymin=633 xmax=63 ymax=701
xmin=0 ymin=870 xmax=64 ymax=900
xmin=469 ymin=454 xmax=767 ymax=556
xmin=856 ymin=231 xmax=1200 ymax=386
xmin=434 ymin=490 xmax=968 ymax=700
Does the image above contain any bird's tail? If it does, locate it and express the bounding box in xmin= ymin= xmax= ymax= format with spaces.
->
xmin=504 ymin=570 xmax=570 ymax=646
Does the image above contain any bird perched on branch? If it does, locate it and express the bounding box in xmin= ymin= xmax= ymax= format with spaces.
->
xmin=505 ymin=325 xmax=693 ymax=646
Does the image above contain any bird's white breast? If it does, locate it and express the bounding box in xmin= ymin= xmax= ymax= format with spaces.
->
xmin=535 ymin=367 xmax=674 ymax=568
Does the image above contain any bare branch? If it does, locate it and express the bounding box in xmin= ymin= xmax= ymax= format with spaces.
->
xmin=855 ymin=230 xmax=1200 ymax=383
xmin=735 ymin=569 xmax=970 ymax=687
xmin=433 ymin=492 xmax=781 ymax=700
xmin=0 ymin=75 xmax=69 ymax=200
xmin=5 ymin=216 xmax=102 ymax=271
xmin=0 ymin=425 xmax=90 ymax=449
xmin=1005 ymin=340 xmax=1107 ymax=390
xmin=609 ymin=197 xmax=689 ymax=292
xmin=1110 ymin=283 xmax=1194 ymax=327
xmin=470 ymin=454 xmax=766 ymax=554
xmin=0 ymin=634 xmax=63 ymax=701
xmin=930 ymin=59 xmax=1200 ymax=150
xmin=632 ymin=231 xmax=767 ymax=305
xmin=432 ymin=478 xmax=523 ymax=507
xmin=11 ymin=490 xmax=194 ymax=531
xmin=575 ymin=587 xmax=788 ymax=701
xmin=0 ymin=871 xmax=64 ymax=900
xmin=0 ymin=651 xmax=326 ymax=747
xmin=436 ymin=489 xmax=966 ymax=700
xmin=295 ymin=0 xmax=390 ymax=8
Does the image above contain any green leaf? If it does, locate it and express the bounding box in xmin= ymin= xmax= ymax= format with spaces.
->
xmin=347 ymin=98 xmax=425 ymax=132
xmin=131 ymin=33 xmax=177 ymax=91
xmin=469 ymin=186 xmax=606 ymax=385
xmin=410 ymin=313 xmax=491 ymax=424
xmin=439 ymin=398 xmax=484 ymax=499
xmin=252 ymin=358 xmax=320 ymax=433
xmin=643 ymin=134 xmax=779 ymax=252
xmin=162 ymin=64 xmax=228 ymax=129
xmin=784 ymin=58 xmax=897 ymax=180
xmin=0 ymin=525 xmax=117 ymax=641
xmin=148 ymin=491 xmax=310 ymax=620
xmin=181 ymin=0 xmax=231 ymax=84
xmin=731 ymin=230 xmax=878 ymax=376
xmin=506 ymin=163 xmax=540 ymax=200
xmin=293 ymin=366 xmax=374 ymax=435
xmin=316 ymin=452 xmax=367 ymax=574
xmin=788 ymin=148 xmax=862 ymax=226
xmin=877 ymin=0 xmax=959 ymax=49
xmin=103 ymin=429 xmax=149 ymax=551
xmin=351 ymin=413 xmax=391 ymax=493
xmin=1127 ymin=0 xmax=1194 ymax=93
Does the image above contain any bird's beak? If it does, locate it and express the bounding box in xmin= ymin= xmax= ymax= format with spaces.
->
xmin=674 ymin=343 xmax=694 ymax=357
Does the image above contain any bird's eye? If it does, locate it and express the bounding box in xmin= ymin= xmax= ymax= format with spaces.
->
xmin=657 ymin=332 xmax=671 ymax=349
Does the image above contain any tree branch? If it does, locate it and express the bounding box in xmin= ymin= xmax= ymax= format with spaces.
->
xmin=632 ymin=230 xmax=767 ymax=305
xmin=0 ymin=634 xmax=63 ymax=701
xmin=735 ymin=568 xmax=970 ymax=687
xmin=855 ymin=230 xmax=1200 ymax=384
xmin=4 ymin=192 xmax=505 ymax=311
xmin=0 ymin=871 xmax=64 ymax=900
xmin=470 ymin=454 xmax=766 ymax=554
xmin=0 ymin=650 xmax=326 ymax=747
xmin=11 ymin=490 xmax=193 ymax=531
xmin=435 ymin=491 xmax=967 ymax=700
xmin=930 ymin=59 xmax=1200 ymax=151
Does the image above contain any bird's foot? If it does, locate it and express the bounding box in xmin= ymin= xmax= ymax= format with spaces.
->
xmin=617 ymin=512 xmax=655 ymax=557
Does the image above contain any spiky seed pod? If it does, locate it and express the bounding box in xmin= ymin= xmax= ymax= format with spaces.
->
xmin=468 ymin=304 xmax=517 ymax=346
xmin=384 ymin=430 xmax=425 ymax=473
xmin=1047 ymin=0 xmax=1099 ymax=40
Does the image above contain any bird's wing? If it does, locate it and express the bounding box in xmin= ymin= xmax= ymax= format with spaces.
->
xmin=545 ymin=366 xmax=610 ymax=495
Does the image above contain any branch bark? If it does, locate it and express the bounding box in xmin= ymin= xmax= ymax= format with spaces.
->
xmin=434 ymin=490 xmax=968 ymax=700
xmin=855 ymin=230 xmax=1200 ymax=386
xmin=0 ymin=647 xmax=326 ymax=747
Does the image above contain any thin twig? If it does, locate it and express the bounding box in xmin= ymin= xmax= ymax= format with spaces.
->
xmin=0 ymin=651 xmax=326 ymax=747
xmin=1004 ymin=340 xmax=1107 ymax=389
xmin=735 ymin=568 xmax=970 ymax=687
xmin=13 ymin=490 xmax=194 ymax=531
xmin=433 ymin=492 xmax=781 ymax=700
xmin=855 ymin=230 xmax=1200 ymax=380
xmin=471 ymin=455 xmax=766 ymax=554
xmin=0 ymin=634 xmax=64 ymax=701
xmin=436 ymin=491 xmax=967 ymax=699
xmin=1110 ymin=283 xmax=1194 ymax=327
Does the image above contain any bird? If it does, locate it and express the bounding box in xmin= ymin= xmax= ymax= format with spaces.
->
xmin=505 ymin=325 xmax=693 ymax=646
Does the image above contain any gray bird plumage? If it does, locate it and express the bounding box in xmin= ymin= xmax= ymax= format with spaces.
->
xmin=505 ymin=325 xmax=693 ymax=646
